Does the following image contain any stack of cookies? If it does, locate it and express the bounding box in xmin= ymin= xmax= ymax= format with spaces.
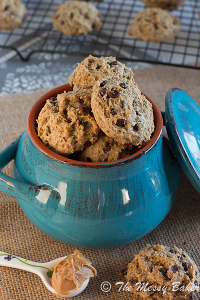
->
xmin=37 ymin=55 xmax=155 ymax=163
xmin=127 ymin=0 xmax=184 ymax=42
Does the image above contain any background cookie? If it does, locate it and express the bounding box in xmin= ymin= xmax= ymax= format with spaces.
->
xmin=37 ymin=95 xmax=99 ymax=156
xmin=91 ymin=76 xmax=154 ymax=146
xmin=68 ymin=55 xmax=135 ymax=93
xmin=124 ymin=244 xmax=199 ymax=300
xmin=77 ymin=132 xmax=131 ymax=162
xmin=141 ymin=0 xmax=184 ymax=11
xmin=51 ymin=1 xmax=102 ymax=36
xmin=0 ymin=0 xmax=28 ymax=31
xmin=127 ymin=8 xmax=181 ymax=42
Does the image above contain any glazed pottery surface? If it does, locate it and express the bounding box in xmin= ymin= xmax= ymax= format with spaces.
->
xmin=0 ymin=84 xmax=182 ymax=248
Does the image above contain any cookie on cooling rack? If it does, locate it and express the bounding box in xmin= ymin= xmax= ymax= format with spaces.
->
xmin=51 ymin=1 xmax=102 ymax=36
xmin=0 ymin=0 xmax=28 ymax=31
xmin=141 ymin=0 xmax=184 ymax=11
xmin=127 ymin=7 xmax=181 ymax=42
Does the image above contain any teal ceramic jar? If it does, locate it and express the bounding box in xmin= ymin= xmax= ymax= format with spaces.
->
xmin=0 ymin=84 xmax=182 ymax=248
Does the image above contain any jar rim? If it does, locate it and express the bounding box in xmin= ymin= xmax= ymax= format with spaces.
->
xmin=27 ymin=83 xmax=163 ymax=167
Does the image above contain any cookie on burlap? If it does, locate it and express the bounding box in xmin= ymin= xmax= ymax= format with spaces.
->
xmin=51 ymin=1 xmax=102 ymax=36
xmin=91 ymin=76 xmax=154 ymax=146
xmin=77 ymin=132 xmax=131 ymax=162
xmin=123 ymin=244 xmax=199 ymax=300
xmin=37 ymin=93 xmax=99 ymax=156
xmin=141 ymin=0 xmax=184 ymax=11
xmin=68 ymin=55 xmax=135 ymax=94
xmin=127 ymin=8 xmax=181 ymax=42
xmin=0 ymin=0 xmax=28 ymax=31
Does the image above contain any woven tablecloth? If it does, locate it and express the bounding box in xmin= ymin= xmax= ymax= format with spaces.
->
xmin=0 ymin=65 xmax=200 ymax=300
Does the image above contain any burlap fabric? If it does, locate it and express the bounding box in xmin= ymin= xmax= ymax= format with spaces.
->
xmin=0 ymin=65 xmax=200 ymax=300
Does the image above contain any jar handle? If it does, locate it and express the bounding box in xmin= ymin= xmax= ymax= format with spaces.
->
xmin=0 ymin=133 xmax=60 ymax=206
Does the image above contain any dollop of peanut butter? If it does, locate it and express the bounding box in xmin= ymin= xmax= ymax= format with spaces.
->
xmin=51 ymin=249 xmax=97 ymax=295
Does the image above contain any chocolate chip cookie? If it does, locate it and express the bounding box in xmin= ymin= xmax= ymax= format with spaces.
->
xmin=77 ymin=132 xmax=131 ymax=162
xmin=68 ymin=55 xmax=135 ymax=94
xmin=141 ymin=0 xmax=184 ymax=11
xmin=91 ymin=76 xmax=154 ymax=146
xmin=124 ymin=244 xmax=199 ymax=300
xmin=37 ymin=93 xmax=99 ymax=156
xmin=127 ymin=8 xmax=181 ymax=42
xmin=51 ymin=1 xmax=102 ymax=36
xmin=0 ymin=0 xmax=28 ymax=31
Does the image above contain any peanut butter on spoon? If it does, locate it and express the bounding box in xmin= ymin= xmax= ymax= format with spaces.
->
xmin=51 ymin=249 xmax=97 ymax=295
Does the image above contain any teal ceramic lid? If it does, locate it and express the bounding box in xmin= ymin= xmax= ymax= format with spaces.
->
xmin=165 ymin=88 xmax=200 ymax=193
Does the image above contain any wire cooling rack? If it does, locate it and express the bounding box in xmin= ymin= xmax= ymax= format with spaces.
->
xmin=0 ymin=0 xmax=200 ymax=68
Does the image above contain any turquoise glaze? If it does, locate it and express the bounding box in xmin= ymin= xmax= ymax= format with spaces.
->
xmin=165 ymin=88 xmax=200 ymax=192
xmin=0 ymin=85 xmax=182 ymax=248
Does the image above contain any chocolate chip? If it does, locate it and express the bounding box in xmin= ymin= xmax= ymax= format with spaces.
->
xmin=104 ymin=158 xmax=108 ymax=162
xmin=61 ymin=21 xmax=65 ymax=25
xmin=149 ymin=267 xmax=153 ymax=273
xmin=120 ymin=101 xmax=124 ymax=108
xmin=96 ymin=65 xmax=101 ymax=70
xmin=70 ymin=13 xmax=74 ymax=19
xmin=83 ymin=107 xmax=92 ymax=115
xmin=159 ymin=267 xmax=167 ymax=275
xmin=133 ymin=124 xmax=139 ymax=131
xmin=195 ymin=271 xmax=198 ymax=276
xmin=129 ymin=279 xmax=138 ymax=285
xmin=163 ymin=275 xmax=170 ymax=281
xmin=100 ymin=80 xmax=107 ymax=87
xmin=109 ymin=61 xmax=118 ymax=66
xmin=103 ymin=143 xmax=111 ymax=153
xmin=100 ymin=88 xmax=106 ymax=96
xmin=119 ymin=83 xmax=128 ymax=89
xmin=109 ymin=90 xmax=119 ymax=98
xmin=50 ymin=96 xmax=57 ymax=101
xmin=182 ymin=262 xmax=190 ymax=271
xmin=87 ymin=157 xmax=92 ymax=162
xmin=76 ymin=96 xmax=84 ymax=103
xmin=84 ymin=141 xmax=92 ymax=148
xmin=4 ymin=5 xmax=9 ymax=10
xmin=170 ymin=249 xmax=176 ymax=254
xmin=92 ymin=23 xmax=95 ymax=29
xmin=194 ymin=281 xmax=198 ymax=286
xmin=171 ymin=265 xmax=179 ymax=273
xmin=110 ymin=90 xmax=119 ymax=98
xmin=110 ymin=108 xmax=117 ymax=115
xmin=65 ymin=118 xmax=72 ymax=123
xmin=116 ymin=119 xmax=126 ymax=127
xmin=136 ymin=111 xmax=140 ymax=115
